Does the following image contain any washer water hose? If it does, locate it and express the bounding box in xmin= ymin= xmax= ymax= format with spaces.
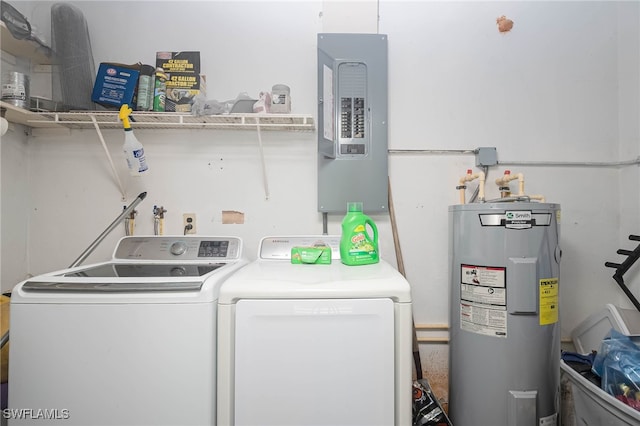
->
xmin=153 ymin=205 xmax=167 ymax=235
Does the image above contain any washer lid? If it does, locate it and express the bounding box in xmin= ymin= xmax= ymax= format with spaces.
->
xmin=62 ymin=263 xmax=225 ymax=278
xmin=12 ymin=257 xmax=249 ymax=302
xmin=13 ymin=235 xmax=247 ymax=297
xmin=20 ymin=262 xmax=228 ymax=292
xmin=21 ymin=280 xmax=205 ymax=292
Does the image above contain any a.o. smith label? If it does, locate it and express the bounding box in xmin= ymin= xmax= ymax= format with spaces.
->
xmin=505 ymin=210 xmax=532 ymax=229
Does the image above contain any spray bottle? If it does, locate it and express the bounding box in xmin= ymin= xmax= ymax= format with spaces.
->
xmin=340 ymin=202 xmax=379 ymax=266
xmin=119 ymin=104 xmax=148 ymax=176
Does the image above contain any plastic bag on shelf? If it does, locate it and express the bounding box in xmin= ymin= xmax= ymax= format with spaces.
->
xmin=592 ymin=329 xmax=640 ymax=411
xmin=253 ymin=91 xmax=271 ymax=114
xmin=191 ymin=92 xmax=255 ymax=116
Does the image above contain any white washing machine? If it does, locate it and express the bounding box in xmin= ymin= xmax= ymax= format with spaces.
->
xmin=8 ymin=236 xmax=247 ymax=426
xmin=217 ymin=236 xmax=413 ymax=426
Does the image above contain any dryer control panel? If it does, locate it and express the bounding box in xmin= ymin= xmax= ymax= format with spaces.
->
xmin=259 ymin=235 xmax=341 ymax=260
xmin=114 ymin=236 xmax=242 ymax=261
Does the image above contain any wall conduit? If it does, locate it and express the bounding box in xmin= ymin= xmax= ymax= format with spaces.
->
xmin=387 ymin=149 xmax=640 ymax=168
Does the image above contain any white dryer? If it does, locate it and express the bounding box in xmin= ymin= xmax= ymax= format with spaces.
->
xmin=217 ymin=236 xmax=413 ymax=426
xmin=9 ymin=236 xmax=247 ymax=426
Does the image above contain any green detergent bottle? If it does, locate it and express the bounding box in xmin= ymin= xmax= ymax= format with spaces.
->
xmin=340 ymin=202 xmax=379 ymax=265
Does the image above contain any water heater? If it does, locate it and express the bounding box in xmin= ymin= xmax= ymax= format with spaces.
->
xmin=448 ymin=202 xmax=561 ymax=426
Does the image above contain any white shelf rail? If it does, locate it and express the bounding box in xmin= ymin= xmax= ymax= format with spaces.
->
xmin=28 ymin=110 xmax=316 ymax=131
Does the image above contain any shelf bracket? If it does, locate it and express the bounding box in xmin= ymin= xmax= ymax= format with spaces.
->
xmin=256 ymin=119 xmax=270 ymax=200
xmin=89 ymin=115 xmax=126 ymax=199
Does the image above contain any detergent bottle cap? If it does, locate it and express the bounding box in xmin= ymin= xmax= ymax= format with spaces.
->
xmin=119 ymin=104 xmax=133 ymax=130
xmin=347 ymin=202 xmax=363 ymax=213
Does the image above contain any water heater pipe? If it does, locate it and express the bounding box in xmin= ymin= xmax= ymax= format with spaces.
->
xmin=457 ymin=170 xmax=485 ymax=204
xmin=495 ymin=170 xmax=523 ymax=197
xmin=495 ymin=170 xmax=546 ymax=202
xmin=528 ymin=194 xmax=546 ymax=202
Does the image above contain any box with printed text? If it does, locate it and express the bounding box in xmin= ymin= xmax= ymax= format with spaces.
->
xmin=156 ymin=51 xmax=204 ymax=112
xmin=91 ymin=63 xmax=140 ymax=108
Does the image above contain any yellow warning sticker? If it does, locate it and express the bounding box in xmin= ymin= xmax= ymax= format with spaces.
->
xmin=540 ymin=278 xmax=559 ymax=325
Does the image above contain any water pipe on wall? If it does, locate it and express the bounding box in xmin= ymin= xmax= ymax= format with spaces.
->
xmin=153 ymin=205 xmax=167 ymax=235
xmin=457 ymin=169 xmax=485 ymax=204
xmin=124 ymin=206 xmax=138 ymax=236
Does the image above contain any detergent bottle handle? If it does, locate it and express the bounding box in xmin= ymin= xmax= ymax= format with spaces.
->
xmin=366 ymin=217 xmax=378 ymax=245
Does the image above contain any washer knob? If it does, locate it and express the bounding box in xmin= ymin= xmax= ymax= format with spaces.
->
xmin=170 ymin=241 xmax=188 ymax=256
xmin=170 ymin=266 xmax=187 ymax=276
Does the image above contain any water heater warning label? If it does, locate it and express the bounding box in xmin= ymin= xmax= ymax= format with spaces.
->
xmin=461 ymin=264 xmax=505 ymax=288
xmin=539 ymin=278 xmax=559 ymax=325
xmin=460 ymin=302 xmax=507 ymax=337
xmin=460 ymin=265 xmax=507 ymax=337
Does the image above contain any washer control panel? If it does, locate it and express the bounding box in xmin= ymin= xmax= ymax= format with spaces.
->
xmin=114 ymin=236 xmax=242 ymax=261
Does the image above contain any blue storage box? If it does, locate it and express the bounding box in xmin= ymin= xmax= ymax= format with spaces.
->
xmin=91 ymin=63 xmax=140 ymax=107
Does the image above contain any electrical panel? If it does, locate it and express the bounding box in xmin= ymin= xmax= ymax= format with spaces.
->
xmin=338 ymin=62 xmax=368 ymax=156
xmin=317 ymin=33 xmax=388 ymax=213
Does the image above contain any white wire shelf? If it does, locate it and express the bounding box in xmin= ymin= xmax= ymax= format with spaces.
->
xmin=1 ymin=102 xmax=315 ymax=131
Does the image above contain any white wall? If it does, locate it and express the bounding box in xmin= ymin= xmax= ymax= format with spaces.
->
xmin=1 ymin=128 xmax=29 ymax=291
xmin=617 ymin=1 xmax=640 ymax=299
xmin=2 ymin=0 xmax=640 ymax=398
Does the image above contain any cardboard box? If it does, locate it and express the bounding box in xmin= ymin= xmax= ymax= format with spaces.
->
xmin=291 ymin=246 xmax=332 ymax=265
xmin=91 ymin=63 xmax=140 ymax=108
xmin=156 ymin=51 xmax=203 ymax=112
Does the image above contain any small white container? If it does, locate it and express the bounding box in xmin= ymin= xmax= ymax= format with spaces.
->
xmin=270 ymin=84 xmax=290 ymax=113
xmin=2 ymin=72 xmax=30 ymax=109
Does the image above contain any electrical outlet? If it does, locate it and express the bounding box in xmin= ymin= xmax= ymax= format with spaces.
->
xmin=183 ymin=213 xmax=196 ymax=235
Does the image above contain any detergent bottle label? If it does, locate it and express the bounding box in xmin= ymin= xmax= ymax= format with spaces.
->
xmin=349 ymin=228 xmax=376 ymax=256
